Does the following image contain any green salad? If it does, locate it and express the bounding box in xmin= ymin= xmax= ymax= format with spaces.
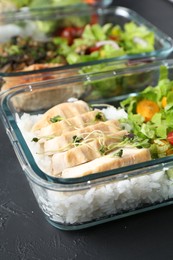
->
xmin=0 ymin=21 xmax=155 ymax=73
xmin=54 ymin=21 xmax=155 ymax=65
xmin=120 ymin=66 xmax=173 ymax=159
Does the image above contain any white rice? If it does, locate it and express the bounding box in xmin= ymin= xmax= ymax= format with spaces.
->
xmin=16 ymin=106 xmax=173 ymax=225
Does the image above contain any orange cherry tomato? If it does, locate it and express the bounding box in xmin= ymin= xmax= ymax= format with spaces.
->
xmin=161 ymin=96 xmax=167 ymax=108
xmin=136 ymin=99 xmax=160 ymax=122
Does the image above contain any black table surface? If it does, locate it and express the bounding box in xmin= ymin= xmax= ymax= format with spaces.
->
xmin=1 ymin=0 xmax=173 ymax=259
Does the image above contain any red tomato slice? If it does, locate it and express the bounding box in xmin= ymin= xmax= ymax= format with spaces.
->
xmin=60 ymin=27 xmax=84 ymax=45
xmin=167 ymin=131 xmax=173 ymax=145
xmin=85 ymin=45 xmax=101 ymax=54
xmin=88 ymin=46 xmax=101 ymax=53
xmin=109 ymin=35 xmax=120 ymax=42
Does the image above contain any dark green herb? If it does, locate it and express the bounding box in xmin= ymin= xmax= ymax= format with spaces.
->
xmin=95 ymin=112 xmax=106 ymax=122
xmin=113 ymin=149 xmax=123 ymax=157
xmin=72 ymin=135 xmax=84 ymax=146
xmin=32 ymin=137 xmax=39 ymax=142
xmin=50 ymin=115 xmax=63 ymax=123
xmin=99 ymin=145 xmax=108 ymax=155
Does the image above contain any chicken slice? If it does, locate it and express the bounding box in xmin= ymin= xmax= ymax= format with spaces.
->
xmin=43 ymin=119 xmax=121 ymax=154
xmin=61 ymin=147 xmax=151 ymax=178
xmin=32 ymin=100 xmax=90 ymax=132
xmin=52 ymin=130 xmax=127 ymax=175
xmin=36 ymin=110 xmax=105 ymax=138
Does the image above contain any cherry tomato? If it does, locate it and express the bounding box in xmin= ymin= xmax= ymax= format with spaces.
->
xmin=109 ymin=35 xmax=120 ymax=42
xmin=167 ymin=131 xmax=173 ymax=145
xmin=136 ymin=99 xmax=160 ymax=122
xmin=60 ymin=27 xmax=84 ymax=45
xmin=86 ymin=46 xmax=101 ymax=54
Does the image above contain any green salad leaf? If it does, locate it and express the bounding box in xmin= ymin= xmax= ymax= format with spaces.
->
xmin=121 ymin=22 xmax=155 ymax=54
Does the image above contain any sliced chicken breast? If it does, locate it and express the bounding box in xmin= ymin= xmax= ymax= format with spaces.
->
xmin=52 ymin=130 xmax=127 ymax=174
xmin=43 ymin=119 xmax=121 ymax=154
xmin=36 ymin=110 xmax=105 ymax=137
xmin=32 ymin=100 xmax=90 ymax=132
xmin=61 ymin=147 xmax=151 ymax=178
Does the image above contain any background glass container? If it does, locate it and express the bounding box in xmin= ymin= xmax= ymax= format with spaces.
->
xmin=0 ymin=5 xmax=172 ymax=80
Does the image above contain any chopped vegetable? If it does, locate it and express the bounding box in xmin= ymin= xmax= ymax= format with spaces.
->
xmin=59 ymin=26 xmax=84 ymax=45
xmin=167 ymin=131 xmax=173 ymax=145
xmin=72 ymin=135 xmax=84 ymax=146
xmin=50 ymin=115 xmax=64 ymax=123
xmin=136 ymin=99 xmax=160 ymax=122
xmin=32 ymin=137 xmax=39 ymax=142
xmin=113 ymin=149 xmax=123 ymax=157
xmin=99 ymin=145 xmax=108 ymax=155
xmin=95 ymin=112 xmax=106 ymax=122
xmin=161 ymin=96 xmax=167 ymax=108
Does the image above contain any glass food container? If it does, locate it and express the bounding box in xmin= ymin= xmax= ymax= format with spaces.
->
xmin=0 ymin=5 xmax=173 ymax=85
xmin=1 ymin=59 xmax=173 ymax=230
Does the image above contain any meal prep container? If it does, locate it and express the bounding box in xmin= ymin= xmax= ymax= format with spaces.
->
xmin=1 ymin=59 xmax=173 ymax=230
xmin=0 ymin=5 xmax=173 ymax=81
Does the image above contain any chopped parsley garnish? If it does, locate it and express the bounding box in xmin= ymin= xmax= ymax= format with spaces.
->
xmin=95 ymin=112 xmax=106 ymax=122
xmin=50 ymin=115 xmax=63 ymax=123
xmin=72 ymin=135 xmax=84 ymax=146
xmin=32 ymin=137 xmax=39 ymax=142
xmin=113 ymin=149 xmax=123 ymax=157
xmin=99 ymin=145 xmax=108 ymax=155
